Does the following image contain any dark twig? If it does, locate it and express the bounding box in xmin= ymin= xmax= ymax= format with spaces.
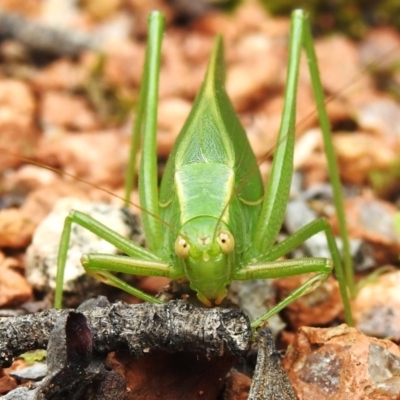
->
xmin=1 ymin=300 xmax=297 ymax=399
xmin=0 ymin=299 xmax=251 ymax=368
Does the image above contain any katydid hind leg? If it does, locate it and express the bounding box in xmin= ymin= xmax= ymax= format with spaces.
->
xmin=128 ymin=11 xmax=165 ymax=253
xmin=252 ymin=10 xmax=306 ymax=253
xmin=249 ymin=10 xmax=354 ymax=324
xmin=302 ymin=19 xmax=355 ymax=297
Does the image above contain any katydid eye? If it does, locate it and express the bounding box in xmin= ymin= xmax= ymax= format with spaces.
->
xmin=217 ymin=230 xmax=235 ymax=254
xmin=175 ymin=236 xmax=190 ymax=258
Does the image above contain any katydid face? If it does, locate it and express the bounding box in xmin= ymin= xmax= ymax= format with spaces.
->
xmin=174 ymin=218 xmax=235 ymax=305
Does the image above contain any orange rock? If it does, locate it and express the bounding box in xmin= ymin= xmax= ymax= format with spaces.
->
xmin=138 ymin=276 xmax=170 ymax=295
xmin=157 ymin=97 xmax=191 ymax=157
xmin=333 ymin=131 xmax=397 ymax=185
xmin=41 ymin=91 xmax=99 ymax=131
xmin=36 ymin=130 xmax=128 ymax=188
xmin=103 ymin=40 xmax=144 ymax=88
xmin=314 ymin=36 xmax=375 ymax=107
xmin=0 ymin=178 xmax=90 ymax=248
xmin=359 ymin=27 xmax=400 ymax=73
xmin=0 ymin=0 xmax=40 ymax=16
xmin=284 ymin=324 xmax=400 ymax=399
xmin=0 ymin=374 xmax=17 ymax=395
xmin=224 ymin=371 xmax=251 ymax=400
xmin=275 ymin=275 xmax=343 ymax=329
xmin=0 ymin=256 xmax=32 ymax=307
xmin=31 ymin=59 xmax=85 ymax=91
xmin=352 ymin=269 xmax=400 ymax=340
xmin=330 ymin=195 xmax=400 ymax=265
xmin=0 ymin=208 xmax=35 ymax=248
xmin=0 ymin=359 xmax=29 ymax=395
xmin=226 ymin=33 xmax=285 ymax=112
xmin=0 ymin=79 xmax=38 ymax=172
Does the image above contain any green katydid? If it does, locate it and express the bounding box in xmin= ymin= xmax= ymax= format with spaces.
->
xmin=54 ymin=9 xmax=355 ymax=328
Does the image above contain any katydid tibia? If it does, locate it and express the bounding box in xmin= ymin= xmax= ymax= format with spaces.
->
xmin=54 ymin=9 xmax=354 ymax=328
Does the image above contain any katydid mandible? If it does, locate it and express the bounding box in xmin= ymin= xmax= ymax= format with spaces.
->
xmin=54 ymin=9 xmax=354 ymax=328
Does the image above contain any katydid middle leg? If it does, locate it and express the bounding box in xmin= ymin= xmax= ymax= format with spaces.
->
xmin=235 ymin=218 xmax=353 ymax=328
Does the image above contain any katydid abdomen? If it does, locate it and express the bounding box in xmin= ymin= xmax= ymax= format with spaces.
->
xmin=157 ymin=36 xmax=264 ymax=305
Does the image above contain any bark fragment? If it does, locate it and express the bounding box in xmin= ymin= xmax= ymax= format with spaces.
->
xmin=248 ymin=328 xmax=296 ymax=400
xmin=0 ymin=299 xmax=251 ymax=368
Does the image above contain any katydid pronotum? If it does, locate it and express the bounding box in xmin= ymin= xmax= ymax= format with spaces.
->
xmin=54 ymin=9 xmax=355 ymax=328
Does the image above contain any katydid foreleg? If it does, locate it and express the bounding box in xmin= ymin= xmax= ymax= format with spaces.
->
xmin=54 ymin=210 xmax=174 ymax=308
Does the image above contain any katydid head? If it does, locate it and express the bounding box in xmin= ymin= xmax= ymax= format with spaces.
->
xmin=174 ymin=217 xmax=235 ymax=306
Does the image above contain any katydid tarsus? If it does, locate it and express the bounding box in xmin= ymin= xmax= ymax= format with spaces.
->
xmin=52 ymin=9 xmax=356 ymax=328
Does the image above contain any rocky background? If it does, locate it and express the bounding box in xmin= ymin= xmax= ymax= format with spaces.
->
xmin=0 ymin=0 xmax=400 ymax=399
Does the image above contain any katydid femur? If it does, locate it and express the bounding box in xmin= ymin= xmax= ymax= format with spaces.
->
xmin=54 ymin=10 xmax=354 ymax=328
